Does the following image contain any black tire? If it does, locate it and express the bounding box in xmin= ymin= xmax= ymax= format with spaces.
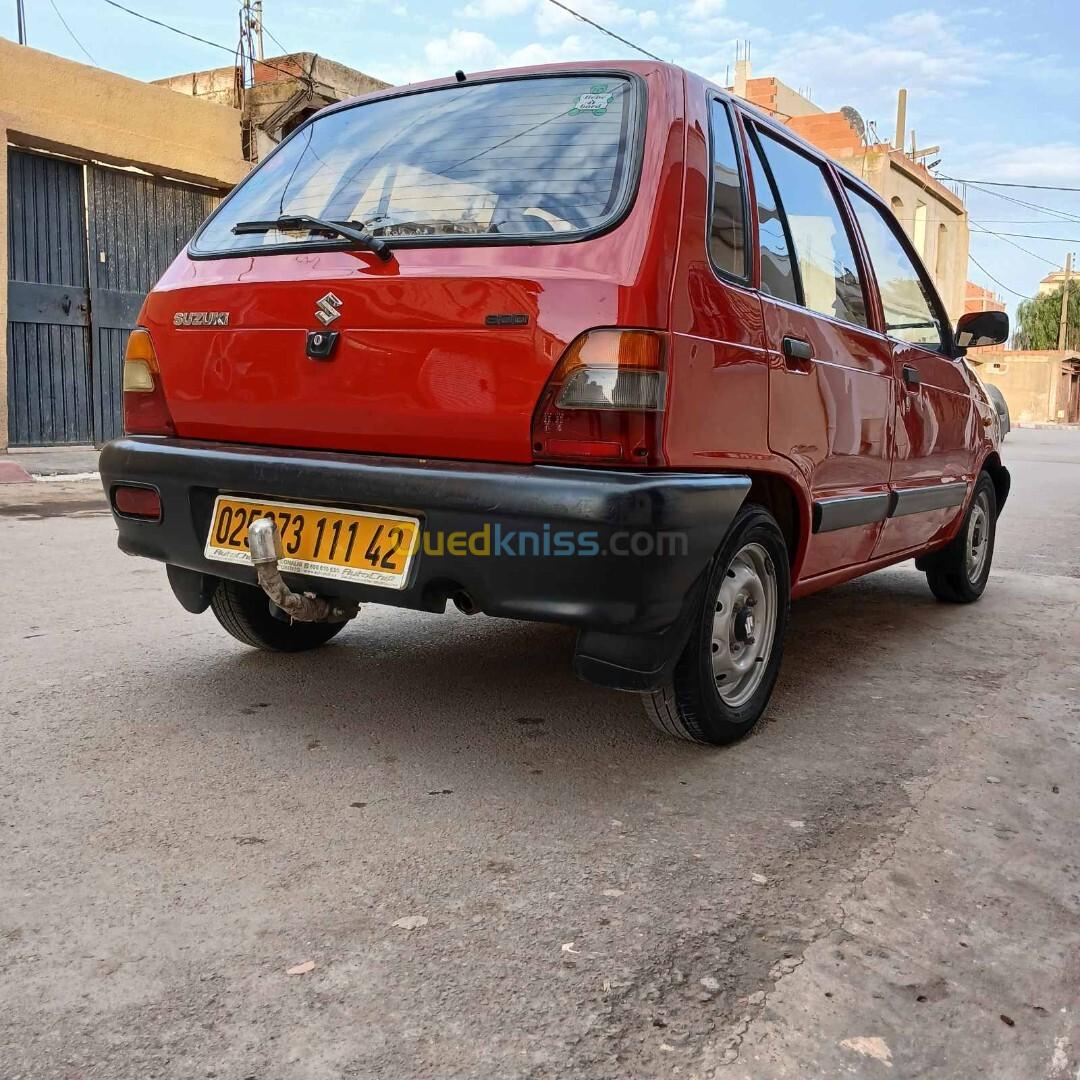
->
xmin=209 ymin=578 xmax=348 ymax=652
xmin=923 ymin=472 xmax=997 ymax=604
xmin=643 ymin=504 xmax=790 ymax=745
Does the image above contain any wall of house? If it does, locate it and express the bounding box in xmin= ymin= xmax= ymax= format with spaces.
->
xmin=156 ymin=54 xmax=390 ymax=162
xmin=729 ymin=69 xmax=969 ymax=322
xmin=0 ymin=40 xmax=248 ymax=450
xmin=976 ymin=352 xmax=1058 ymax=425
xmin=964 ymin=282 xmax=1006 ymax=315
xmin=852 ymin=150 xmax=968 ymax=322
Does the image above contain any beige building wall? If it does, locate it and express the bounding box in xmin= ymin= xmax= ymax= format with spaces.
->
xmin=730 ymin=67 xmax=969 ymax=323
xmin=829 ymin=148 xmax=968 ymax=322
xmin=975 ymin=350 xmax=1080 ymax=425
xmin=0 ymin=40 xmax=248 ymax=450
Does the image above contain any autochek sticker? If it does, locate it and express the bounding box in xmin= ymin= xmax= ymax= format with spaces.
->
xmin=570 ymin=85 xmax=614 ymax=116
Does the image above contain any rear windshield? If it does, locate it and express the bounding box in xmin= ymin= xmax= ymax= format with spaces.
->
xmin=191 ymin=73 xmax=640 ymax=255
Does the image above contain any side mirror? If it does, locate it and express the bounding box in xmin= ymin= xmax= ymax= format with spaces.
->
xmin=955 ymin=309 xmax=1009 ymax=348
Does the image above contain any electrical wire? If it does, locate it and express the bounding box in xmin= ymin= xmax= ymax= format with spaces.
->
xmin=967 ymin=252 xmax=1033 ymax=300
xmin=262 ymin=23 xmax=290 ymax=56
xmin=970 ymin=228 xmax=1080 ymax=242
xmin=957 ymin=179 xmax=1080 ymax=226
xmin=545 ymin=0 xmax=664 ymax=62
xmin=99 ymin=0 xmax=330 ymax=93
xmin=970 ymin=222 xmax=1064 ymax=268
xmin=48 ymin=0 xmax=99 ymax=65
xmin=939 ymin=175 xmax=1080 ymax=193
xmin=101 ymin=0 xmax=236 ymax=55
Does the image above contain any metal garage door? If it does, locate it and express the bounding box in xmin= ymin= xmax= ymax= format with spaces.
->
xmin=86 ymin=165 xmax=220 ymax=443
xmin=5 ymin=151 xmax=93 ymax=445
xmin=6 ymin=150 xmax=221 ymax=447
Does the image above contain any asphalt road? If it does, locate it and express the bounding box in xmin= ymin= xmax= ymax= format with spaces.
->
xmin=2 ymin=428 xmax=1079 ymax=1080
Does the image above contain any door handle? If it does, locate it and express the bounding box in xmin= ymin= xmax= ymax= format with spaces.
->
xmin=782 ymin=336 xmax=814 ymax=370
xmin=902 ymin=364 xmax=922 ymax=390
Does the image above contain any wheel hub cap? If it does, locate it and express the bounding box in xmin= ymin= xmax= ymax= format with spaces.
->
xmin=966 ymin=493 xmax=991 ymax=582
xmin=711 ymin=543 xmax=779 ymax=708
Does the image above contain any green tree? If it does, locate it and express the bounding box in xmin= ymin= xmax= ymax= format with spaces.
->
xmin=1014 ymin=285 xmax=1080 ymax=350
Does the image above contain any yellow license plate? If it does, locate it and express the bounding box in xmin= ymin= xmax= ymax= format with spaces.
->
xmin=204 ymin=496 xmax=420 ymax=590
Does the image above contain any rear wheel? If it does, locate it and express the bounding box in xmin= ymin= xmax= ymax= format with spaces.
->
xmin=209 ymin=579 xmax=348 ymax=652
xmin=643 ymin=505 xmax=790 ymax=745
xmin=923 ymin=472 xmax=997 ymax=604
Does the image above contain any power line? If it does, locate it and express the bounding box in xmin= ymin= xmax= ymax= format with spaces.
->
xmin=98 ymin=0 xmax=332 ymax=93
xmin=262 ymin=23 xmax=290 ymax=56
xmin=973 ymin=218 xmax=1080 ymax=225
xmin=971 ymin=228 xmax=1080 ymax=243
xmin=958 ymin=179 xmax=1080 ymax=226
xmin=101 ymin=0 xmax=236 ymax=56
xmin=545 ymin=0 xmax=664 ymax=62
xmin=48 ymin=0 xmax=99 ymax=64
xmin=940 ymin=174 xmax=1080 ymax=193
xmin=970 ymin=222 xmax=1063 ymax=268
xmin=967 ymin=252 xmax=1033 ymax=301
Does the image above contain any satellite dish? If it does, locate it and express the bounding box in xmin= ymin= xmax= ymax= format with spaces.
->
xmin=840 ymin=105 xmax=867 ymax=144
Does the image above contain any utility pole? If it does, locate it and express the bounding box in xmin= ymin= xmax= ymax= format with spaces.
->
xmin=894 ymin=88 xmax=907 ymax=151
xmin=252 ymin=0 xmax=264 ymax=61
xmin=16 ymin=0 xmax=26 ymax=44
xmin=1058 ymin=252 xmax=1073 ymax=352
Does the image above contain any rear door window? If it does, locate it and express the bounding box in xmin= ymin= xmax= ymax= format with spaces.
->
xmin=746 ymin=135 xmax=798 ymax=304
xmin=845 ymin=186 xmax=946 ymax=350
xmin=192 ymin=74 xmax=641 ymax=255
xmin=754 ymin=128 xmax=868 ymax=328
xmin=707 ymin=98 xmax=748 ymax=279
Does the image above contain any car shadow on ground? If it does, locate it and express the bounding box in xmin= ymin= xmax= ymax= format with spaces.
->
xmin=148 ymin=563 xmax=998 ymax=811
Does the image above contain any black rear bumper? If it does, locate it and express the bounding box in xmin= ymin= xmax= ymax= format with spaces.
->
xmin=99 ymin=437 xmax=750 ymax=690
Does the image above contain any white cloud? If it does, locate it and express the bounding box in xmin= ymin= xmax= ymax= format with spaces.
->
xmin=390 ymin=26 xmax=591 ymax=82
xmin=505 ymin=34 xmax=590 ymax=66
xmin=883 ymin=10 xmax=948 ymax=38
xmin=682 ymin=0 xmax=726 ymax=17
xmin=459 ymin=0 xmax=531 ymax=16
xmin=535 ymin=0 xmax=660 ymax=36
xmin=422 ymin=28 xmax=501 ymax=70
xmin=965 ymin=143 xmax=1080 ymax=187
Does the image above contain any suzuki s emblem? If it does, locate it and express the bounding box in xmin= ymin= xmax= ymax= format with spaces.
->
xmin=315 ymin=292 xmax=343 ymax=326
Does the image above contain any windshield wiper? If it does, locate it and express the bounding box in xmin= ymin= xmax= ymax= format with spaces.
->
xmin=232 ymin=214 xmax=393 ymax=261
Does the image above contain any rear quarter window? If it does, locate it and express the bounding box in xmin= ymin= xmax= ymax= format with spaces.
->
xmin=192 ymin=74 xmax=642 ymax=255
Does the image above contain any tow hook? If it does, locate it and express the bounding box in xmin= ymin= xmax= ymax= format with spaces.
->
xmin=247 ymin=518 xmax=359 ymax=624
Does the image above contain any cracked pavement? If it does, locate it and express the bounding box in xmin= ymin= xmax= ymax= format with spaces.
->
xmin=1 ymin=428 xmax=1079 ymax=1079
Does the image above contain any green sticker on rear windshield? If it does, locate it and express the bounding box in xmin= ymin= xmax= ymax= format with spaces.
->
xmin=570 ymin=84 xmax=614 ymax=116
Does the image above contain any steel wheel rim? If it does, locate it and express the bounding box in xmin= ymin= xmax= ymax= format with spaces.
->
xmin=710 ymin=542 xmax=778 ymax=708
xmin=966 ymin=492 xmax=991 ymax=582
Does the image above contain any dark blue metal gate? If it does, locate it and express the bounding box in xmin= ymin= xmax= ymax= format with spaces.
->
xmin=86 ymin=165 xmax=220 ymax=444
xmin=5 ymin=150 xmax=93 ymax=445
xmin=6 ymin=150 xmax=221 ymax=446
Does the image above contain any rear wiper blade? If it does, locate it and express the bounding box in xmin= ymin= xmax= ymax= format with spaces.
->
xmin=232 ymin=214 xmax=393 ymax=262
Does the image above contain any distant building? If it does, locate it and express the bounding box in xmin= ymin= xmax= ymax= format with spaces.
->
xmin=0 ymin=41 xmax=246 ymax=451
xmin=974 ymin=350 xmax=1080 ymax=425
xmin=1037 ymin=268 xmax=1073 ymax=296
xmin=156 ymin=53 xmax=389 ymax=163
xmin=727 ymin=61 xmax=969 ymax=321
xmin=964 ymin=282 xmax=1006 ymax=315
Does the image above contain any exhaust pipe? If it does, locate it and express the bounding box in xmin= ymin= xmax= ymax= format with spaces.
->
xmin=451 ymin=590 xmax=479 ymax=615
xmin=247 ymin=517 xmax=359 ymax=623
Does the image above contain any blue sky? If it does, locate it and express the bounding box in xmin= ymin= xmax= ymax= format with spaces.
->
xmin=3 ymin=0 xmax=1078 ymax=309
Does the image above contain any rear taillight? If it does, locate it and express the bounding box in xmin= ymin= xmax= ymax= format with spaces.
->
xmin=123 ymin=329 xmax=176 ymax=436
xmin=531 ymin=329 xmax=668 ymax=466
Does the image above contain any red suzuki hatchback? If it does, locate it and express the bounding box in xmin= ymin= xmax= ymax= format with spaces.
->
xmin=101 ymin=61 xmax=1010 ymax=744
